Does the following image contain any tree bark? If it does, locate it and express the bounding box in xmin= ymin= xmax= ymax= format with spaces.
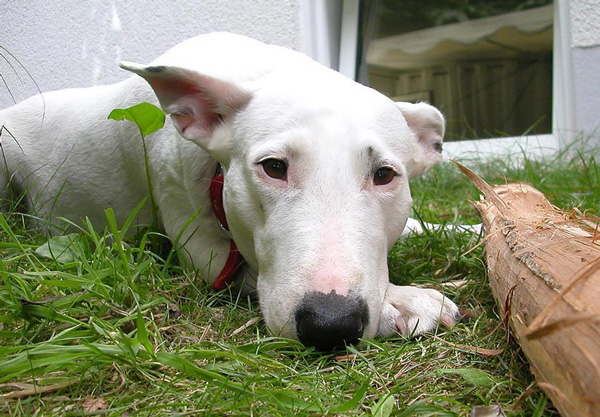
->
xmin=462 ymin=167 xmax=600 ymax=417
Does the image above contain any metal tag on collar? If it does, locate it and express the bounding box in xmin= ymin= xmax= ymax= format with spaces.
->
xmin=218 ymin=224 xmax=233 ymax=240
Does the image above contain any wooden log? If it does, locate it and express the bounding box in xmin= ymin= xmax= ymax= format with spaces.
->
xmin=460 ymin=166 xmax=600 ymax=417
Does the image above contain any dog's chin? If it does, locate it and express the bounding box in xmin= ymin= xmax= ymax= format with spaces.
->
xmin=273 ymin=326 xmax=379 ymax=352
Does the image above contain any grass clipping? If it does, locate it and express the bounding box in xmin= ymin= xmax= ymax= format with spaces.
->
xmin=454 ymin=161 xmax=600 ymax=417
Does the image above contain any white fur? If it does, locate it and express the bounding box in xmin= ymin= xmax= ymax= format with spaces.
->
xmin=0 ymin=33 xmax=460 ymax=343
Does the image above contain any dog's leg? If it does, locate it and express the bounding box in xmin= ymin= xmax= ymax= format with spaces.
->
xmin=377 ymin=283 xmax=460 ymax=338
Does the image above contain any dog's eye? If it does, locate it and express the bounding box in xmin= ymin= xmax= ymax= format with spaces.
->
xmin=261 ymin=158 xmax=288 ymax=180
xmin=373 ymin=166 xmax=396 ymax=186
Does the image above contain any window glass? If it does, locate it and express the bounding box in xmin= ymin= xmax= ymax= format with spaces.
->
xmin=359 ymin=0 xmax=553 ymax=141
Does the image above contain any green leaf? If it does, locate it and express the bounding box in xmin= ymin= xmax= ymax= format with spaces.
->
xmin=136 ymin=311 xmax=154 ymax=357
xmin=104 ymin=207 xmax=132 ymax=279
xmin=108 ymin=102 xmax=165 ymax=136
xmin=35 ymin=233 xmax=83 ymax=264
xmin=329 ymin=382 xmax=368 ymax=414
xmin=156 ymin=352 xmax=327 ymax=412
xmin=120 ymin=197 xmax=149 ymax=237
xmin=437 ymin=368 xmax=495 ymax=388
xmin=371 ymin=393 xmax=395 ymax=417
xmin=155 ymin=352 xmax=254 ymax=395
xmin=20 ymin=304 xmax=85 ymax=326
xmin=108 ymin=104 xmax=162 ymax=231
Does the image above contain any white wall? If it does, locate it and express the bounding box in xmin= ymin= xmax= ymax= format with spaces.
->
xmin=569 ymin=0 xmax=600 ymax=136
xmin=570 ymin=0 xmax=600 ymax=47
xmin=4 ymin=1 xmax=597 ymax=141
xmin=0 ymin=0 xmax=306 ymax=108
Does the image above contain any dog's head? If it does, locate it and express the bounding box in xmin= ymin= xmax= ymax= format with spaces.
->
xmin=123 ymin=38 xmax=444 ymax=350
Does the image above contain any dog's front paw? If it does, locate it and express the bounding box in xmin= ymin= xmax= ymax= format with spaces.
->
xmin=377 ymin=284 xmax=460 ymax=338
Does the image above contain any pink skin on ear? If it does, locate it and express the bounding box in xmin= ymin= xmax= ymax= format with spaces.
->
xmin=120 ymin=62 xmax=252 ymax=148
xmin=395 ymin=101 xmax=445 ymax=178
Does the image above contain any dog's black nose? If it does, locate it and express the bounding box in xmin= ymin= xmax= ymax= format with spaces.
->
xmin=295 ymin=291 xmax=369 ymax=351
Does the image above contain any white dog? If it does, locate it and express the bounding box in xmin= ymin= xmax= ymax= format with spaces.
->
xmin=0 ymin=33 xmax=459 ymax=350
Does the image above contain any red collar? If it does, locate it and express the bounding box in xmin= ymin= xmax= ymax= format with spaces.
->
xmin=209 ymin=165 xmax=245 ymax=290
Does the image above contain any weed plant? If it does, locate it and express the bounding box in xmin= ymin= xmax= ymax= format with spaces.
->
xmin=1 ymin=141 xmax=598 ymax=416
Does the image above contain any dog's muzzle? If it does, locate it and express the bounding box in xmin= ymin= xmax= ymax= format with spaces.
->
xmin=295 ymin=291 xmax=369 ymax=351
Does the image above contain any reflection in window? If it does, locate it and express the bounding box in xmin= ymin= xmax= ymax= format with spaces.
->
xmin=359 ymin=1 xmax=553 ymax=141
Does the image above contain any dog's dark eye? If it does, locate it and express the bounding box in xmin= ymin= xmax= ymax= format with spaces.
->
xmin=373 ymin=166 xmax=396 ymax=186
xmin=261 ymin=158 xmax=288 ymax=180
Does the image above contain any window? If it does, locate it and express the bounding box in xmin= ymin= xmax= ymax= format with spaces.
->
xmin=335 ymin=0 xmax=573 ymax=160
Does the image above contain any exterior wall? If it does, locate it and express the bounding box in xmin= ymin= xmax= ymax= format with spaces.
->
xmin=0 ymin=0 xmax=304 ymax=108
xmin=569 ymin=0 xmax=600 ymax=136
xmin=570 ymin=0 xmax=600 ymax=47
xmin=2 ymin=0 xmax=599 ymax=142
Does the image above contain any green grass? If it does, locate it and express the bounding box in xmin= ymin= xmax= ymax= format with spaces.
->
xmin=1 ymin=143 xmax=598 ymax=416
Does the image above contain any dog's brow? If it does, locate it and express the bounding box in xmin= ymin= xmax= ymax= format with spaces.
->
xmin=362 ymin=145 xmax=387 ymax=162
xmin=253 ymin=145 xmax=289 ymax=163
xmin=365 ymin=146 xmax=402 ymax=172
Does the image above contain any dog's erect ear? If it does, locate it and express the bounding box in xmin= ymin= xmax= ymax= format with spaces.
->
xmin=120 ymin=62 xmax=252 ymax=159
xmin=395 ymin=102 xmax=445 ymax=178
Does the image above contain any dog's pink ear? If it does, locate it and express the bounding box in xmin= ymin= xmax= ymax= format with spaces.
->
xmin=396 ymin=102 xmax=445 ymax=178
xmin=120 ymin=62 xmax=252 ymax=156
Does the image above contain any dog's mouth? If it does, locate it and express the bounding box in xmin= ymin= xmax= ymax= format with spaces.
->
xmin=294 ymin=291 xmax=369 ymax=351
